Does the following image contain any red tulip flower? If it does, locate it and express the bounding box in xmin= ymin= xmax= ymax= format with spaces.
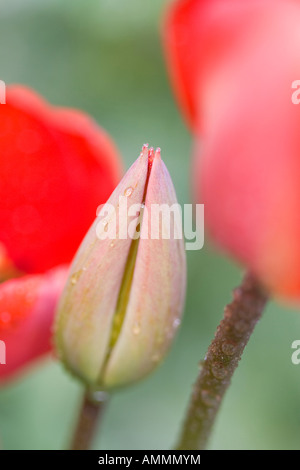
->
xmin=0 ymin=85 xmax=122 ymax=381
xmin=164 ymin=0 xmax=300 ymax=300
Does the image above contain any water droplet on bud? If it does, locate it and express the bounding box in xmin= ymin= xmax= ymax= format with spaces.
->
xmin=71 ymin=270 xmax=82 ymax=285
xmin=132 ymin=323 xmax=141 ymax=335
xmin=124 ymin=187 xmax=133 ymax=197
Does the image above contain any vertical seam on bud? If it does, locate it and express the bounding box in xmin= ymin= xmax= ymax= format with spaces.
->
xmin=98 ymin=145 xmax=158 ymax=384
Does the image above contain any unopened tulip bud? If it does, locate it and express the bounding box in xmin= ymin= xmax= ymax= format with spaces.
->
xmin=55 ymin=145 xmax=186 ymax=389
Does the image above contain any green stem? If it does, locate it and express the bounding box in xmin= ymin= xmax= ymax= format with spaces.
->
xmin=175 ymin=271 xmax=268 ymax=450
xmin=70 ymin=389 xmax=109 ymax=450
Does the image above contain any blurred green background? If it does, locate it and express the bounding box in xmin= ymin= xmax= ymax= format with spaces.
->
xmin=1 ymin=0 xmax=300 ymax=450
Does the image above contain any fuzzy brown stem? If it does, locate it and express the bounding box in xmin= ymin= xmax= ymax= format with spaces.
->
xmin=70 ymin=390 xmax=109 ymax=450
xmin=176 ymin=272 xmax=268 ymax=450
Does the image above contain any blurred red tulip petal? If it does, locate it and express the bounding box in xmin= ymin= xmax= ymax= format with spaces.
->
xmin=164 ymin=0 xmax=300 ymax=299
xmin=164 ymin=0 xmax=282 ymax=132
xmin=0 ymin=266 xmax=68 ymax=382
xmin=0 ymin=86 xmax=122 ymax=274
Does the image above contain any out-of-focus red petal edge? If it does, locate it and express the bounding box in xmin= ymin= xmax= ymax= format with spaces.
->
xmin=1 ymin=85 xmax=123 ymax=274
xmin=162 ymin=0 xmax=198 ymax=132
xmin=162 ymin=0 xmax=278 ymax=134
xmin=7 ymin=85 xmax=123 ymax=181
xmin=0 ymin=265 xmax=69 ymax=383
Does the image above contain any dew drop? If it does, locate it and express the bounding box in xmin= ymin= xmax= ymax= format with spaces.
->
xmin=221 ymin=342 xmax=237 ymax=356
xmin=71 ymin=270 xmax=82 ymax=286
xmin=110 ymin=241 xmax=115 ymax=247
xmin=211 ymin=363 xmax=228 ymax=380
xmin=173 ymin=318 xmax=181 ymax=329
xmin=132 ymin=323 xmax=141 ymax=335
xmin=124 ymin=187 xmax=133 ymax=197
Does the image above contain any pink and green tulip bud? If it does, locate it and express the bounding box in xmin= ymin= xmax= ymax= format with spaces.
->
xmin=55 ymin=145 xmax=186 ymax=389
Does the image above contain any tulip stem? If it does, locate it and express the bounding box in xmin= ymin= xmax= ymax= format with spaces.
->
xmin=70 ymin=389 xmax=109 ymax=450
xmin=175 ymin=271 xmax=268 ymax=450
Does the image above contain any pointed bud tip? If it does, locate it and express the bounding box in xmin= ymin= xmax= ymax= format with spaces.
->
xmin=140 ymin=144 xmax=161 ymax=170
xmin=147 ymin=146 xmax=161 ymax=171
xmin=155 ymin=147 xmax=161 ymax=158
